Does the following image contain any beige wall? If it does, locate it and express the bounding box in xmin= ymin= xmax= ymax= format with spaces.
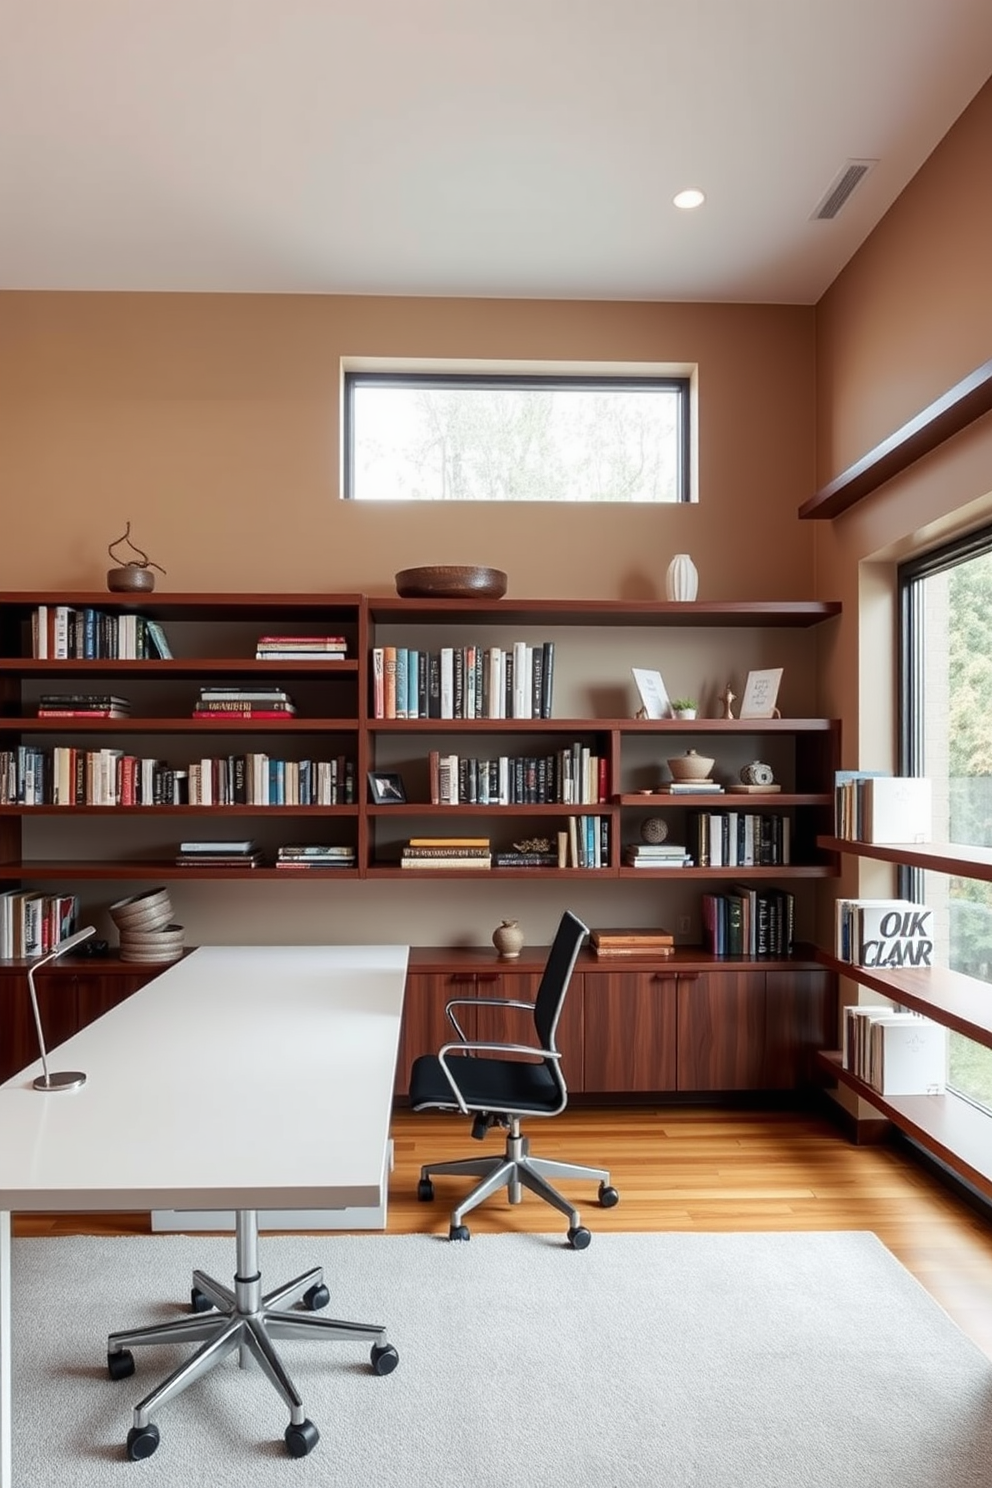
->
xmin=0 ymin=294 xmax=815 ymax=600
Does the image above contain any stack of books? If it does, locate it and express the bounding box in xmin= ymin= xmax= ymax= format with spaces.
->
xmin=37 ymin=693 xmax=132 ymax=718
xmin=400 ymin=837 xmax=492 ymax=870
xmin=493 ymin=847 xmax=559 ymax=868
xmin=833 ymin=771 xmax=932 ymax=844
xmin=622 ymin=842 xmax=692 ymax=868
xmin=193 ymin=687 xmax=297 ymax=719
xmin=843 ymin=1005 xmax=947 ymax=1096
xmin=256 ymin=635 xmax=348 ymax=661
xmin=653 ymin=780 xmax=724 ymax=795
xmin=175 ymin=840 xmax=263 ymax=868
xmin=590 ymin=927 xmax=675 ymax=958
xmin=834 ymin=898 xmax=933 ymax=968
xmin=275 ymin=845 xmax=356 ymax=869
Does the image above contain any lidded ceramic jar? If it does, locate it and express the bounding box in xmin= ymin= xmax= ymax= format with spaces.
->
xmin=492 ymin=919 xmax=525 ymax=959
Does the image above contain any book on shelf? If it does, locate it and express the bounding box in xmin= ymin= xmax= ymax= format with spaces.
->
xmin=402 ymin=846 xmax=492 ymax=859
xmin=591 ymin=927 xmax=675 ymax=947
xmin=492 ymin=852 xmax=559 ymax=868
xmin=832 ymin=768 xmax=889 ymax=839
xmin=256 ymin=636 xmax=346 ymax=655
xmin=399 ymin=855 xmax=492 ymax=870
xmin=406 ymin=836 xmax=491 ymax=848
xmin=843 ymin=1005 xmax=947 ymax=1095
xmin=276 ymin=845 xmax=356 ymax=868
xmin=862 ymin=776 xmax=932 ymax=844
xmin=834 ymin=898 xmax=933 ymax=968
xmin=198 ymin=688 xmax=295 ymax=702
xmin=652 ymin=782 xmax=725 ymax=794
xmin=592 ymin=944 xmax=676 ymax=957
xmin=144 ymin=620 xmax=172 ymax=659
xmin=192 ymin=708 xmax=297 ymax=719
xmin=179 ymin=839 xmax=257 ymax=853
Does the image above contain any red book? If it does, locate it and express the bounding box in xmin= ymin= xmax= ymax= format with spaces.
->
xmin=192 ymin=709 xmax=296 ymax=720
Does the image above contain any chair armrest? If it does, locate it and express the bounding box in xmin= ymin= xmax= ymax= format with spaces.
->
xmin=470 ymin=998 xmax=536 ymax=1012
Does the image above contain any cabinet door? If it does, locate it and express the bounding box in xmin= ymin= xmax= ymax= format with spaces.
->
xmin=582 ymin=970 xmax=678 ymax=1093
xmin=677 ymin=971 xmax=766 ymax=1091
xmin=763 ymin=968 xmax=837 ymax=1089
xmin=0 ymin=969 xmax=78 ymax=1085
xmin=395 ymin=971 xmax=479 ymax=1096
xmin=75 ymin=969 xmax=153 ymax=1031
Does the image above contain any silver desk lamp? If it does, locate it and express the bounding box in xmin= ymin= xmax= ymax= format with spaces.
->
xmin=26 ymin=925 xmax=97 ymax=1091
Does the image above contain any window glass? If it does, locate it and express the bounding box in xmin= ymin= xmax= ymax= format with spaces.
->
xmin=344 ymin=373 xmax=690 ymax=503
xmin=901 ymin=536 xmax=992 ymax=1111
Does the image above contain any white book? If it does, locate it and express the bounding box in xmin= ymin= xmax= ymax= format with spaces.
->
xmin=488 ymin=647 xmax=503 ymax=719
xmin=834 ymin=897 xmax=916 ymax=962
xmin=863 ymin=776 xmax=932 ymax=844
xmin=439 ymin=647 xmax=455 ymax=719
xmin=512 ymin=640 xmax=529 ymax=719
xmin=869 ymin=1015 xmax=947 ymax=1096
xmin=857 ymin=902 xmax=933 ymax=969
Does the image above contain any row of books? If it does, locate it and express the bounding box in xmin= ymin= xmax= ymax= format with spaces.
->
xmin=30 ymin=605 xmax=171 ymax=660
xmin=428 ymin=747 xmax=607 ymax=806
xmin=842 ymin=1005 xmax=946 ymax=1096
xmin=701 ymin=888 xmax=796 ymax=957
xmin=0 ymin=747 xmax=356 ymax=806
xmin=193 ymin=687 xmax=298 ymax=718
xmin=255 ymin=635 xmax=348 ymax=661
xmin=688 ymin=810 xmax=791 ymax=868
xmin=371 ymin=641 xmax=555 ymax=720
xmin=834 ymin=771 xmax=932 ymax=844
xmin=834 ymin=898 xmax=934 ymax=969
xmin=0 ymin=889 xmax=79 ymax=959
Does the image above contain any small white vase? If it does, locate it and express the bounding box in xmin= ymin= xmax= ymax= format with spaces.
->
xmin=665 ymin=553 xmax=699 ymax=602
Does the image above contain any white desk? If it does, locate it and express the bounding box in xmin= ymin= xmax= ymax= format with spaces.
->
xmin=0 ymin=943 xmax=408 ymax=1483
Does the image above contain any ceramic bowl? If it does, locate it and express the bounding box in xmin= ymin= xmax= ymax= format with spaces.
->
xmin=394 ymin=565 xmax=508 ymax=599
xmin=666 ymin=749 xmax=716 ymax=783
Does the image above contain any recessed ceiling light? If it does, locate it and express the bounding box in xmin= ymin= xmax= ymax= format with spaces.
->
xmin=673 ymin=188 xmax=705 ymax=210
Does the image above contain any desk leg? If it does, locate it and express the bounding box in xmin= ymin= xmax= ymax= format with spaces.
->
xmin=0 ymin=1210 xmax=10 ymax=1488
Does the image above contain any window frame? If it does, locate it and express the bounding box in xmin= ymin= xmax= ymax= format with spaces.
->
xmin=342 ymin=369 xmax=692 ymax=504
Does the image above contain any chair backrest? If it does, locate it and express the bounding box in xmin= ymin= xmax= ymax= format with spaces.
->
xmin=533 ymin=910 xmax=589 ymax=1056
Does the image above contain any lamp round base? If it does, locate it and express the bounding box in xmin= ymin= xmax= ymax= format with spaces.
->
xmin=34 ymin=1070 xmax=86 ymax=1091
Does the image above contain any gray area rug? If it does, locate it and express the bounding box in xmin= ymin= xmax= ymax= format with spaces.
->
xmin=11 ymin=1229 xmax=992 ymax=1486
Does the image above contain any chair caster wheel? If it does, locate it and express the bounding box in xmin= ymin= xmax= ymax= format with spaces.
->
xmin=190 ymin=1286 xmax=212 ymax=1313
xmin=371 ymin=1342 xmax=399 ymax=1375
xmin=598 ymin=1183 xmax=620 ymax=1208
xmin=285 ymin=1418 xmax=320 ymax=1458
xmin=417 ymin=1178 xmax=434 ymax=1202
xmin=126 ymin=1423 xmax=160 ymax=1460
xmin=303 ymin=1282 xmax=330 ymax=1311
xmin=568 ymin=1226 xmax=592 ymax=1250
xmin=108 ymin=1348 xmax=135 ymax=1381
xmin=449 ymin=1223 xmax=470 ymax=1241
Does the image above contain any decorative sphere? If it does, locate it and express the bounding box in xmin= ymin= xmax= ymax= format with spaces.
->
xmin=641 ymin=816 xmax=669 ymax=845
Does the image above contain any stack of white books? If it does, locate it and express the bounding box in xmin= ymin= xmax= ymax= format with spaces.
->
xmin=843 ymin=1004 xmax=946 ymax=1095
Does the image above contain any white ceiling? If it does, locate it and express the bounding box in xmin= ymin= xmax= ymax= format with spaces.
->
xmin=2 ymin=1 xmax=991 ymax=304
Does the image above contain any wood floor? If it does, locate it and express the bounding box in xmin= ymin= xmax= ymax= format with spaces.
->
xmin=15 ymin=1102 xmax=992 ymax=1360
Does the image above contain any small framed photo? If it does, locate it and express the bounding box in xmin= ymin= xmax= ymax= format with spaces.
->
xmin=739 ymin=668 xmax=783 ymax=719
xmin=368 ymin=772 xmax=407 ymax=804
xmin=631 ymin=667 xmax=673 ymax=720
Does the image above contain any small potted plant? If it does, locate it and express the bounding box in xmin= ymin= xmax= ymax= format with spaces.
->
xmin=672 ymin=697 xmax=697 ymax=720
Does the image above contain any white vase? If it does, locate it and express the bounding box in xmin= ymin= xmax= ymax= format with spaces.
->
xmin=665 ymin=553 xmax=699 ymax=602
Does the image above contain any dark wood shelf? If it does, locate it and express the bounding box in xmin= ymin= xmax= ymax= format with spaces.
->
xmin=2 ymin=716 xmax=359 ymax=733
xmin=818 ymin=835 xmax=992 ymax=882
xmin=406 ymin=942 xmax=824 ymax=974
xmin=814 ymin=950 xmax=992 ymax=1049
xmin=817 ymin=1050 xmax=992 ymax=1202
xmin=0 ymin=861 xmax=360 ymax=881
xmin=799 ymin=359 xmax=992 ymax=520
xmin=367 ymin=598 xmax=841 ymax=627
xmin=619 ymin=791 xmax=831 ymax=807
xmin=0 ymin=804 xmax=358 ymax=816
xmin=369 ymin=715 xmax=838 ymax=733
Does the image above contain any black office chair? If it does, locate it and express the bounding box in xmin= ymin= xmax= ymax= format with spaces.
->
xmin=409 ymin=909 xmax=619 ymax=1248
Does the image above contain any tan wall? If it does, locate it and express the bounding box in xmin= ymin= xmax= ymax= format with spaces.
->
xmin=0 ymin=294 xmax=815 ymax=600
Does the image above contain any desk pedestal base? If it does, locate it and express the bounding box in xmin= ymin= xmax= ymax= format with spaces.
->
xmin=107 ymin=1209 xmax=399 ymax=1461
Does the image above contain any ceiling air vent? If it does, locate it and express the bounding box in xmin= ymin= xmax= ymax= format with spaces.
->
xmin=811 ymin=159 xmax=877 ymax=220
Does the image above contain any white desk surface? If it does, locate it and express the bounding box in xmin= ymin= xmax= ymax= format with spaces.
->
xmin=0 ymin=944 xmax=409 ymax=1213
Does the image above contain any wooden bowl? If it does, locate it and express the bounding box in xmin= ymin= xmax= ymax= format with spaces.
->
xmin=394 ymin=565 xmax=508 ymax=599
xmin=666 ymin=749 xmax=716 ymax=783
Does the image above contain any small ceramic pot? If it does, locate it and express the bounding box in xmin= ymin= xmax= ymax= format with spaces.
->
xmin=492 ymin=919 xmax=525 ymax=959
xmin=107 ymin=565 xmax=156 ymax=593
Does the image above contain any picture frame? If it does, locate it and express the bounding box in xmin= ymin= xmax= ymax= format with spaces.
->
xmin=739 ymin=667 xmax=783 ymax=719
xmin=368 ymin=771 xmax=407 ymax=804
xmin=631 ymin=667 xmax=673 ymax=720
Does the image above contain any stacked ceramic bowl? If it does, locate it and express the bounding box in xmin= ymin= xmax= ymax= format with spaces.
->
xmin=110 ymin=888 xmax=185 ymax=964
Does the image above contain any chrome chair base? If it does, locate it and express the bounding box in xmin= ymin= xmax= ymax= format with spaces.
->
xmin=107 ymin=1209 xmax=397 ymax=1460
xmin=421 ymin=1118 xmax=612 ymax=1231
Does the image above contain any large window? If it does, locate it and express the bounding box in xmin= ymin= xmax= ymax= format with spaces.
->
xmin=900 ymin=530 xmax=992 ymax=1111
xmin=343 ymin=372 xmax=691 ymax=503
